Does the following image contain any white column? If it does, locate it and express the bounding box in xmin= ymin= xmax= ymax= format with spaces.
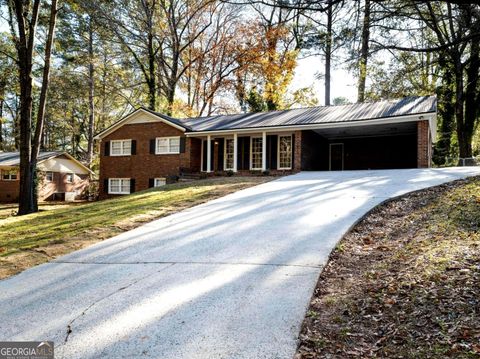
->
xmin=206 ymin=135 xmax=212 ymax=173
xmin=262 ymin=131 xmax=267 ymax=171
xmin=233 ymin=133 xmax=238 ymax=172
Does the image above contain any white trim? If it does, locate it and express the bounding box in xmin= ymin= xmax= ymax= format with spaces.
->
xmin=206 ymin=135 xmax=212 ymax=173
xmin=1 ymin=169 xmax=18 ymax=181
xmin=45 ymin=171 xmax=54 ymax=182
xmin=110 ymin=139 xmax=132 ymax=156
xmin=65 ymin=173 xmax=74 ymax=183
xmin=277 ymin=134 xmax=293 ymax=170
xmin=261 ymin=132 xmax=267 ymax=171
xmin=250 ymin=136 xmax=263 ymax=171
xmin=233 ymin=133 xmax=238 ymax=172
xmin=329 ymin=143 xmax=344 ymax=171
xmin=200 ymin=139 xmax=204 ymax=172
xmin=155 ymin=136 xmax=180 ymax=154
xmin=108 ymin=178 xmax=131 ymax=195
xmin=37 ymin=152 xmax=95 ymax=176
xmin=154 ymin=177 xmax=166 ymax=187
xmin=185 ymin=114 xmax=435 ymax=137
xmin=94 ymin=108 xmax=186 ymax=140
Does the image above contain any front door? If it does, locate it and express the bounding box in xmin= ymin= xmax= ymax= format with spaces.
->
xmin=329 ymin=143 xmax=344 ymax=171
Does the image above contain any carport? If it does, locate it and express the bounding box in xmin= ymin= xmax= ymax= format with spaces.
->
xmin=300 ymin=122 xmax=420 ymax=171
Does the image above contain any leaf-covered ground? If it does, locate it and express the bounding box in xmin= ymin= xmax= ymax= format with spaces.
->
xmin=296 ymin=176 xmax=480 ymax=359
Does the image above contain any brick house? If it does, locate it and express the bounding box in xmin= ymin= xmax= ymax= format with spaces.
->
xmin=0 ymin=151 xmax=94 ymax=203
xmin=95 ymin=96 xmax=436 ymax=198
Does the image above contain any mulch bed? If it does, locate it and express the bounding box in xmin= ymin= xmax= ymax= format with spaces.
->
xmin=296 ymin=176 xmax=480 ymax=359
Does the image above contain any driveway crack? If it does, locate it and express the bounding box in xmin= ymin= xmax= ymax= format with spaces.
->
xmin=62 ymin=263 xmax=176 ymax=344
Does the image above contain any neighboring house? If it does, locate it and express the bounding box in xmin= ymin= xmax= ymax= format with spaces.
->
xmin=95 ymin=96 xmax=436 ymax=198
xmin=0 ymin=151 xmax=94 ymax=203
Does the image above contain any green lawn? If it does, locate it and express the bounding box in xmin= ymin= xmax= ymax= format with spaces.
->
xmin=0 ymin=176 xmax=272 ymax=279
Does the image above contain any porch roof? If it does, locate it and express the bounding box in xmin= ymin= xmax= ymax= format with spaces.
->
xmin=179 ymin=96 xmax=436 ymax=133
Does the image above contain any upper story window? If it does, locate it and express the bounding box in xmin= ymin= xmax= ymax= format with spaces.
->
xmin=45 ymin=172 xmax=54 ymax=182
xmin=156 ymin=137 xmax=180 ymax=154
xmin=110 ymin=139 xmax=132 ymax=156
xmin=2 ymin=169 xmax=18 ymax=181
xmin=66 ymin=173 xmax=74 ymax=183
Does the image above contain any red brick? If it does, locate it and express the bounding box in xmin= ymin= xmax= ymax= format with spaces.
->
xmin=417 ymin=120 xmax=431 ymax=168
xmin=99 ymin=122 xmax=200 ymax=198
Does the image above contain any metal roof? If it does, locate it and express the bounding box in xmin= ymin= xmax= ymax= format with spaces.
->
xmin=0 ymin=151 xmax=62 ymax=166
xmin=178 ymin=96 xmax=436 ymax=132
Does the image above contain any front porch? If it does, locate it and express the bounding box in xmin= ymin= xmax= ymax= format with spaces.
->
xmin=186 ymin=118 xmax=432 ymax=174
xmin=193 ymin=131 xmax=302 ymax=174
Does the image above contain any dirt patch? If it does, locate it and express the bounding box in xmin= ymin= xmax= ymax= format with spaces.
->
xmin=296 ymin=176 xmax=480 ymax=359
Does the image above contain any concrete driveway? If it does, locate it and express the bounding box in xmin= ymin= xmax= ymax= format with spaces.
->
xmin=1 ymin=168 xmax=479 ymax=358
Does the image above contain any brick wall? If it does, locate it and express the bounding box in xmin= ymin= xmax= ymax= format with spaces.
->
xmin=0 ymin=178 xmax=19 ymax=203
xmin=293 ymin=130 xmax=302 ymax=172
xmin=417 ymin=120 xmax=431 ymax=168
xmin=99 ymin=122 xmax=196 ymax=198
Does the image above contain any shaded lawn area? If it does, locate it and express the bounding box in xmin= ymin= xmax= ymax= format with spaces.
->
xmin=0 ymin=176 xmax=272 ymax=279
xmin=296 ymin=176 xmax=480 ymax=359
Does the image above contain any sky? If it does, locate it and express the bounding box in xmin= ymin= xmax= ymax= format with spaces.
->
xmin=291 ymin=56 xmax=358 ymax=106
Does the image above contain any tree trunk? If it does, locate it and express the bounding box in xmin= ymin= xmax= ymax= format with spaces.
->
xmin=30 ymin=0 xmax=58 ymax=213
xmin=462 ymin=34 xmax=479 ymax=159
xmin=325 ymin=0 xmax=332 ymax=106
xmin=15 ymin=0 xmax=40 ymax=215
xmin=165 ymin=50 xmax=179 ymax=116
xmin=146 ymin=2 xmax=156 ymax=111
xmin=86 ymin=16 xmax=95 ymax=167
xmin=434 ymin=60 xmax=455 ymax=165
xmin=0 ymin=89 xmax=4 ymax=149
xmin=453 ymin=62 xmax=469 ymax=159
xmin=357 ymin=0 xmax=370 ymax=103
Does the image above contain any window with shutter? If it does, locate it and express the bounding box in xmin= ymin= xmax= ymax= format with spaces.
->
xmin=108 ymin=178 xmax=131 ymax=194
xmin=155 ymin=137 xmax=180 ymax=154
xmin=110 ymin=140 xmax=132 ymax=156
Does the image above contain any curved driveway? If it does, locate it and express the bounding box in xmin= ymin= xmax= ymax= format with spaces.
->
xmin=1 ymin=168 xmax=479 ymax=358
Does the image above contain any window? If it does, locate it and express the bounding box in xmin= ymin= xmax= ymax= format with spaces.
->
xmin=2 ymin=169 xmax=18 ymax=181
xmin=250 ymin=137 xmax=263 ymax=170
xmin=224 ymin=139 xmax=234 ymax=170
xmin=278 ymin=135 xmax=292 ymax=169
xmin=46 ymin=172 xmax=54 ymax=182
xmin=110 ymin=139 xmax=132 ymax=156
xmin=154 ymin=178 xmax=166 ymax=187
xmin=66 ymin=173 xmax=74 ymax=183
xmin=156 ymin=137 xmax=180 ymax=154
xmin=108 ymin=178 xmax=130 ymax=194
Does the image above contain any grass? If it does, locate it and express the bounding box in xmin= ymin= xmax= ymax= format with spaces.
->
xmin=0 ymin=176 xmax=272 ymax=279
xmin=296 ymin=176 xmax=480 ymax=359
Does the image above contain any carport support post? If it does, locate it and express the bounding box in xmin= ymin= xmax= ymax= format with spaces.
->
xmin=233 ymin=133 xmax=238 ymax=172
xmin=262 ymin=131 xmax=267 ymax=171
xmin=207 ymin=135 xmax=212 ymax=173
